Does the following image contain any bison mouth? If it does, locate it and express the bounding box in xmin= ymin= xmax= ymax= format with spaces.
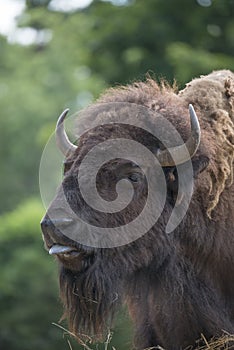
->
xmin=41 ymin=216 xmax=95 ymax=271
xmin=47 ymin=243 xmax=95 ymax=271
xmin=49 ymin=244 xmax=83 ymax=258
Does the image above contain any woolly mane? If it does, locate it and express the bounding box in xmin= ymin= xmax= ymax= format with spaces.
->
xmin=98 ymin=70 xmax=234 ymax=216
xmin=179 ymin=70 xmax=234 ymax=215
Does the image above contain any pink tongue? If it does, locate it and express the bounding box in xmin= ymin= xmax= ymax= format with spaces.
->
xmin=49 ymin=244 xmax=75 ymax=255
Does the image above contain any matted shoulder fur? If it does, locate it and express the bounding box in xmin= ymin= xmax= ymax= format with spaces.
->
xmin=179 ymin=70 xmax=234 ymax=214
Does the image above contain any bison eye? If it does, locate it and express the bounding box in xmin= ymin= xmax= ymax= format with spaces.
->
xmin=127 ymin=173 xmax=141 ymax=183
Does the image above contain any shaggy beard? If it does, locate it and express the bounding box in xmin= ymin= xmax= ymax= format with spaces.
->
xmin=59 ymin=261 xmax=122 ymax=343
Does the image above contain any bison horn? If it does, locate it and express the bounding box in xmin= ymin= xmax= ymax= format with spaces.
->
xmin=157 ymin=104 xmax=201 ymax=166
xmin=56 ymin=108 xmax=77 ymax=156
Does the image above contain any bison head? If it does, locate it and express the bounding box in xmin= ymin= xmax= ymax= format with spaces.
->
xmin=41 ymin=99 xmax=205 ymax=344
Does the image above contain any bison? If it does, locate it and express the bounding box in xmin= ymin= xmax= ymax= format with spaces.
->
xmin=41 ymin=70 xmax=234 ymax=350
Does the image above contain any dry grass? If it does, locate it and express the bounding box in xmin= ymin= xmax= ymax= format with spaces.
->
xmin=149 ymin=334 xmax=234 ymax=350
xmin=52 ymin=323 xmax=234 ymax=350
xmin=52 ymin=322 xmax=116 ymax=350
xmin=190 ymin=333 xmax=234 ymax=350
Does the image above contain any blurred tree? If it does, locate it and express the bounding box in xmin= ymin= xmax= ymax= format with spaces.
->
xmin=26 ymin=0 xmax=52 ymax=8
xmin=64 ymin=0 xmax=234 ymax=85
xmin=0 ymin=11 xmax=105 ymax=213
xmin=0 ymin=199 xmax=64 ymax=350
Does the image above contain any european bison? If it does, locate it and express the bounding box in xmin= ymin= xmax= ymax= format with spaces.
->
xmin=41 ymin=70 xmax=234 ymax=349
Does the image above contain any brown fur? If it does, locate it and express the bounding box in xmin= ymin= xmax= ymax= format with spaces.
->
xmin=179 ymin=70 xmax=234 ymax=215
xmin=41 ymin=70 xmax=234 ymax=350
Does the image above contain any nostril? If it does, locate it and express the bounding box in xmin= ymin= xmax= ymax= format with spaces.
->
xmin=41 ymin=216 xmax=74 ymax=228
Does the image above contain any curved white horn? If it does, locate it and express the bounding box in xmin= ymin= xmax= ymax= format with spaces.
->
xmin=157 ymin=104 xmax=201 ymax=166
xmin=56 ymin=109 xmax=77 ymax=157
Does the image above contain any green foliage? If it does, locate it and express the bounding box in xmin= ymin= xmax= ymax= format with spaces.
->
xmin=1 ymin=0 xmax=234 ymax=349
xmin=0 ymin=199 xmax=64 ymax=349
xmin=167 ymin=42 xmax=234 ymax=85
xmin=79 ymin=0 xmax=234 ymax=84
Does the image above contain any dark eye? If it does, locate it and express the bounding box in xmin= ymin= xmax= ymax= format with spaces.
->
xmin=128 ymin=173 xmax=141 ymax=183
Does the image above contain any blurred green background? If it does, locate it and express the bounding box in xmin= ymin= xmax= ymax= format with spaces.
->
xmin=0 ymin=0 xmax=233 ymax=349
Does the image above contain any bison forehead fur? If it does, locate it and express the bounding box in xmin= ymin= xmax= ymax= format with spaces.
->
xmin=41 ymin=70 xmax=234 ymax=350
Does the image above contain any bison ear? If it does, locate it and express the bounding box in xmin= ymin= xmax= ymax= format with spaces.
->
xmin=192 ymin=154 xmax=210 ymax=178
